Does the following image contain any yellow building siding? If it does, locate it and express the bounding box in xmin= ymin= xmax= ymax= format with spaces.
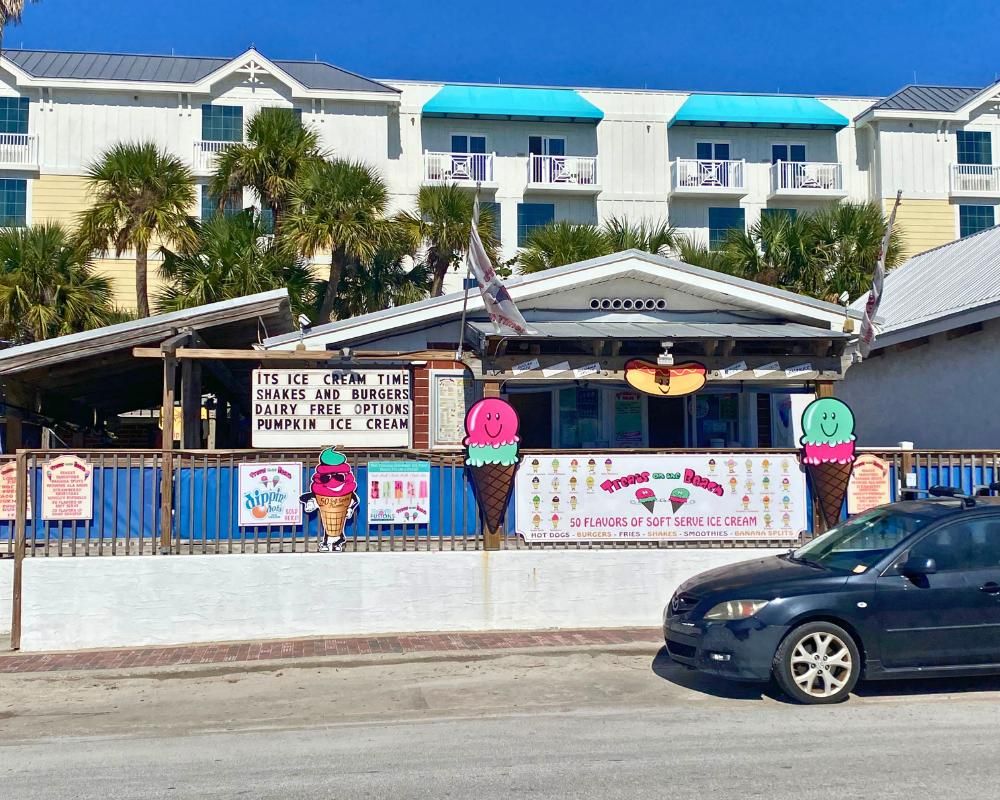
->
xmin=32 ymin=174 xmax=92 ymax=229
xmin=888 ymin=197 xmax=955 ymax=260
xmin=92 ymin=258 xmax=167 ymax=310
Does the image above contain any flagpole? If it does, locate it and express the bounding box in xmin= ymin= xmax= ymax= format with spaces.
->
xmin=859 ymin=189 xmax=902 ymax=358
xmin=455 ymin=183 xmax=481 ymax=362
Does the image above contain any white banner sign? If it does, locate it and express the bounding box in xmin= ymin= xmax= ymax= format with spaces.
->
xmin=252 ymin=369 xmax=411 ymax=448
xmin=237 ymin=462 xmax=303 ymax=526
xmin=0 ymin=460 xmax=29 ymax=520
xmin=41 ymin=455 xmax=94 ymax=521
xmin=516 ymin=453 xmax=807 ymax=542
xmin=367 ymin=461 xmax=431 ymax=525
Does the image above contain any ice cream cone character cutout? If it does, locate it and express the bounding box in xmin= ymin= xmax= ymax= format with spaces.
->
xmin=799 ymin=397 xmax=857 ymax=529
xmin=464 ymin=398 xmax=521 ymax=534
xmin=300 ymin=448 xmax=359 ymax=552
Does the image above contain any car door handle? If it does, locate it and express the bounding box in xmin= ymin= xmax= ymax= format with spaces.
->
xmin=980 ymin=582 xmax=1000 ymax=594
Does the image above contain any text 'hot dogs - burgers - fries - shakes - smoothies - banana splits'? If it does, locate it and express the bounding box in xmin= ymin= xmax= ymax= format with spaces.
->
xmin=515 ymin=454 xmax=807 ymax=542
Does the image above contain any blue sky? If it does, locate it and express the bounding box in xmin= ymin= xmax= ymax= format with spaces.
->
xmin=8 ymin=0 xmax=1000 ymax=96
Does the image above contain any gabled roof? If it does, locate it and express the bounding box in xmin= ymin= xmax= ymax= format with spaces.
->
xmin=849 ymin=225 xmax=1000 ymax=348
xmin=267 ymin=250 xmax=858 ymax=350
xmin=422 ymin=85 xmax=603 ymax=123
xmin=1 ymin=48 xmax=398 ymax=96
xmin=872 ymin=84 xmax=983 ymax=112
xmin=669 ymin=94 xmax=849 ymax=130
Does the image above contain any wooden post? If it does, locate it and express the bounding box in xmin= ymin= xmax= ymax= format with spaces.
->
xmin=10 ymin=450 xmax=27 ymax=650
xmin=180 ymin=358 xmax=202 ymax=449
xmin=159 ymin=354 xmax=177 ymax=554
xmin=814 ymin=380 xmax=834 ymax=398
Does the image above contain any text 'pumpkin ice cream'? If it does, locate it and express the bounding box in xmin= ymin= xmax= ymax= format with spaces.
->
xmin=464 ymin=399 xmax=521 ymax=532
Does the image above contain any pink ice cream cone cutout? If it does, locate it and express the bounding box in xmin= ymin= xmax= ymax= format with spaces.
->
xmin=635 ymin=487 xmax=656 ymax=513
xmin=463 ymin=398 xmax=521 ymax=534
xmin=799 ymin=398 xmax=857 ymax=529
xmin=300 ymin=448 xmax=359 ymax=552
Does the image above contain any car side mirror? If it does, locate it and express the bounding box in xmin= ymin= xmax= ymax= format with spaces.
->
xmin=902 ymin=555 xmax=937 ymax=577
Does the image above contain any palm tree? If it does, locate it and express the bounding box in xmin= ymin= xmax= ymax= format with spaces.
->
xmin=330 ymin=228 xmax=432 ymax=319
xmin=401 ymin=184 xmax=499 ymax=297
xmin=723 ymin=211 xmax=818 ymax=290
xmin=210 ymin=107 xmax=323 ymax=237
xmin=76 ymin=141 xmax=197 ymax=317
xmin=517 ymin=221 xmax=610 ymax=274
xmin=156 ymin=211 xmax=316 ymax=318
xmin=602 ymin=216 xmax=679 ymax=255
xmin=0 ymin=1 xmax=37 ymax=50
xmin=674 ymin=235 xmax=740 ymax=275
xmin=283 ymin=158 xmax=390 ymax=322
xmin=808 ymin=202 xmax=903 ymax=302
xmin=0 ymin=223 xmax=117 ymax=343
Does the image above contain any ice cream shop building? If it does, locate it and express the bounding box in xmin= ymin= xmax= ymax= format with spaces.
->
xmin=266 ymin=250 xmax=861 ymax=452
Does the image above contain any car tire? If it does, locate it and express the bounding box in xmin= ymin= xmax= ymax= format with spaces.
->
xmin=772 ymin=621 xmax=861 ymax=705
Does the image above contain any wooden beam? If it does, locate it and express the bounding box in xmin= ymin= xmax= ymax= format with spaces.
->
xmin=180 ymin=358 xmax=202 ymax=449
xmin=160 ymin=354 xmax=177 ymax=553
xmin=10 ymin=450 xmax=26 ymax=650
xmin=133 ymin=346 xmax=441 ymax=363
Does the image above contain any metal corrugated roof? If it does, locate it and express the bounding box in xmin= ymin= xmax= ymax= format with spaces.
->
xmin=3 ymin=49 xmax=397 ymax=94
xmin=422 ymin=85 xmax=603 ymax=122
xmin=850 ymin=225 xmax=1000 ymax=334
xmin=872 ymin=84 xmax=984 ymax=112
xmin=669 ymin=94 xmax=848 ymax=130
xmin=467 ymin=320 xmax=847 ymax=340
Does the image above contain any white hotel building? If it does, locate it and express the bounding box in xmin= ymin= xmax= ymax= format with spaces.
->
xmin=0 ymin=47 xmax=997 ymax=304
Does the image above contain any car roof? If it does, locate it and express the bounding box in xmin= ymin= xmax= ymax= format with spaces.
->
xmin=881 ymin=497 xmax=1000 ymax=519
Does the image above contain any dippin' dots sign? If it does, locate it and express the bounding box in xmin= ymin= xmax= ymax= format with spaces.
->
xmin=251 ymin=369 xmax=412 ymax=448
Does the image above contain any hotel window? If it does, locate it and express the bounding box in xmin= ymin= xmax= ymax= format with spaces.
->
xmin=201 ymin=104 xmax=244 ymax=142
xmin=957 ymin=131 xmax=991 ymax=165
xmin=761 ymin=208 xmax=797 ymax=222
xmin=771 ymin=144 xmax=806 ymax=164
xmin=481 ymin=200 xmax=501 ymax=241
xmin=450 ymin=134 xmax=488 ymax=181
xmin=708 ymin=207 xmax=745 ymax=249
xmin=696 ymin=142 xmax=729 ymax=160
xmin=0 ymin=97 xmax=28 ymax=134
xmin=0 ymin=178 xmax=27 ymax=227
xmin=200 ymin=188 xmax=241 ymax=221
xmin=517 ymin=202 xmax=554 ymax=246
xmin=451 ymin=134 xmax=486 ymax=154
xmin=959 ymin=205 xmax=995 ymax=238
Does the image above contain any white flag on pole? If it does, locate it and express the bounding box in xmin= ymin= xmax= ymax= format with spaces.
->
xmin=859 ymin=190 xmax=901 ymax=358
xmin=467 ymin=197 xmax=534 ymax=335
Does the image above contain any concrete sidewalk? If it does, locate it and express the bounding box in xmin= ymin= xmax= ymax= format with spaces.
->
xmin=0 ymin=626 xmax=661 ymax=673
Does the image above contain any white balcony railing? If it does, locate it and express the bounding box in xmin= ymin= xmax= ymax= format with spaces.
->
xmin=194 ymin=140 xmax=240 ymax=172
xmin=0 ymin=133 xmax=38 ymax=168
xmin=424 ymin=151 xmax=495 ymax=183
xmin=527 ymin=154 xmax=598 ymax=186
xmin=770 ymin=161 xmax=843 ymax=193
xmin=950 ymin=163 xmax=1000 ymax=195
xmin=672 ymin=158 xmax=745 ymax=191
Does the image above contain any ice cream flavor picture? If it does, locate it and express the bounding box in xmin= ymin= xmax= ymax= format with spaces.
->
xmin=800 ymin=397 xmax=857 ymax=529
xmin=669 ymin=487 xmax=690 ymax=513
xmin=635 ymin=487 xmax=656 ymax=513
xmin=464 ymin=398 xmax=521 ymax=534
xmin=299 ymin=448 xmax=359 ymax=552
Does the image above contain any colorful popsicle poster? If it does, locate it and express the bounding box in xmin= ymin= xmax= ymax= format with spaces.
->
xmin=367 ymin=461 xmax=431 ymax=525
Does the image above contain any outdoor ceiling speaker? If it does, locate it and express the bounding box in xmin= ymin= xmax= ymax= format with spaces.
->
xmin=611 ymin=298 xmax=624 ymax=310
xmin=644 ymin=299 xmax=658 ymax=310
xmin=589 ymin=299 xmax=601 ymax=310
xmin=600 ymin=298 xmax=613 ymax=310
xmin=655 ymin=299 xmax=668 ymax=310
xmin=621 ymin=299 xmax=634 ymax=310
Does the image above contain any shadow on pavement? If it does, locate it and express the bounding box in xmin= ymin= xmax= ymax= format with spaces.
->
xmin=854 ymin=673 xmax=1000 ymax=699
xmin=650 ymin=647 xmax=779 ymax=702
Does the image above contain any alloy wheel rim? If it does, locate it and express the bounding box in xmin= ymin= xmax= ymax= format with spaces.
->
xmin=789 ymin=631 xmax=853 ymax=698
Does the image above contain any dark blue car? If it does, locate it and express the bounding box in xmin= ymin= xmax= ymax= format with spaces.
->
xmin=664 ymin=496 xmax=1000 ymax=703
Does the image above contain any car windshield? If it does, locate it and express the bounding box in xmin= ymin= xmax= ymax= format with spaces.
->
xmin=790 ymin=508 xmax=931 ymax=572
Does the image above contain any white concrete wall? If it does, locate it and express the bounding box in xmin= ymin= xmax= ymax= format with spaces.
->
xmin=18 ymin=548 xmax=783 ymax=652
xmin=838 ymin=320 xmax=1000 ymax=448
xmin=0 ymin=558 xmax=11 ymax=637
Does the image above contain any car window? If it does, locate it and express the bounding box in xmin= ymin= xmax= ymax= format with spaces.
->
xmin=908 ymin=517 xmax=1000 ymax=572
xmin=793 ymin=508 xmax=931 ymax=571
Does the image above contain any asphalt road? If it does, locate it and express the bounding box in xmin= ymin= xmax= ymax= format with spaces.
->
xmin=4 ymin=647 xmax=1000 ymax=799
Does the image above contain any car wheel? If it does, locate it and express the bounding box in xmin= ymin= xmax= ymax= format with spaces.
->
xmin=773 ymin=621 xmax=860 ymax=704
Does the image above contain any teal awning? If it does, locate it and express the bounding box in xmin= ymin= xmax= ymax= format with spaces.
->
xmin=423 ymin=85 xmax=604 ymax=123
xmin=670 ymin=94 xmax=849 ymax=130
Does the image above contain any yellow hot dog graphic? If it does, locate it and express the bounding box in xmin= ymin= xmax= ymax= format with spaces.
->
xmin=624 ymin=359 xmax=707 ymax=397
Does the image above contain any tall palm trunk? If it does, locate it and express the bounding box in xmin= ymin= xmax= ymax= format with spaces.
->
xmin=319 ymin=246 xmax=348 ymax=323
xmin=135 ymin=244 xmax=150 ymax=318
xmin=429 ymin=251 xmax=450 ymax=297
